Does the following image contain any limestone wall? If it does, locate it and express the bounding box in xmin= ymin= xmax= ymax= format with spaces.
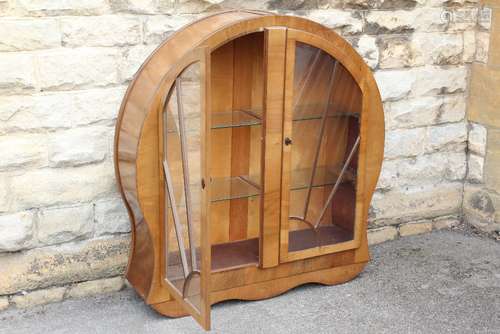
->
xmin=0 ymin=0 xmax=491 ymax=310
xmin=464 ymin=0 xmax=500 ymax=237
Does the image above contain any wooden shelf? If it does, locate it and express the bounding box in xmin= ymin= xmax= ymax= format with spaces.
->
xmin=211 ymin=110 xmax=262 ymax=129
xmin=211 ymin=175 xmax=261 ymax=202
xmin=288 ymin=225 xmax=353 ymax=252
xmin=211 ymin=238 xmax=259 ymax=272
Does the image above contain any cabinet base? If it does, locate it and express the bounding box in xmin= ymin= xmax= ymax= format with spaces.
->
xmin=151 ymin=262 xmax=367 ymax=318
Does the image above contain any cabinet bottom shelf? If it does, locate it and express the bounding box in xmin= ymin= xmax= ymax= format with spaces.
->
xmin=167 ymin=226 xmax=352 ymax=276
xmin=212 ymin=238 xmax=259 ymax=272
xmin=288 ymin=225 xmax=353 ymax=253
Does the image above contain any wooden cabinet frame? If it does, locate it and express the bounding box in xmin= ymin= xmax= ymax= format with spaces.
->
xmin=279 ymin=29 xmax=370 ymax=263
xmin=157 ymin=48 xmax=211 ymax=328
xmin=114 ymin=10 xmax=384 ymax=330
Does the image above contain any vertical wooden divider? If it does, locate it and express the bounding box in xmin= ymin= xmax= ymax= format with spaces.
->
xmin=200 ymin=46 xmax=212 ymax=330
xmin=280 ymin=37 xmax=295 ymax=262
xmin=260 ymin=27 xmax=287 ymax=268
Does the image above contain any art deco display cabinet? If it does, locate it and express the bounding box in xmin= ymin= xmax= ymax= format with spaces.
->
xmin=114 ymin=10 xmax=384 ymax=330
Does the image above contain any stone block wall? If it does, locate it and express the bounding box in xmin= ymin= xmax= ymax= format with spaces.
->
xmin=0 ymin=0 xmax=491 ymax=309
xmin=464 ymin=0 xmax=500 ymax=237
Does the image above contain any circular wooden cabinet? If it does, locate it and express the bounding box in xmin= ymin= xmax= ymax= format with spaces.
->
xmin=114 ymin=10 xmax=384 ymax=330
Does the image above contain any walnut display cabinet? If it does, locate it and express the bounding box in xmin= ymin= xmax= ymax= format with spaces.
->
xmin=114 ymin=10 xmax=384 ymax=330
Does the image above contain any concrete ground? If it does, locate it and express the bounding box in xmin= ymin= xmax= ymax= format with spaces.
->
xmin=1 ymin=230 xmax=499 ymax=334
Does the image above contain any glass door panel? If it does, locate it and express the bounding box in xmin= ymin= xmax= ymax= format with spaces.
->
xmin=162 ymin=55 xmax=209 ymax=328
xmin=286 ymin=42 xmax=361 ymax=255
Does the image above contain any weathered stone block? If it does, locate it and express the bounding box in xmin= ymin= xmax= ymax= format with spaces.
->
xmin=425 ymin=122 xmax=467 ymax=153
xmin=9 ymin=162 xmax=116 ymax=212
xmin=462 ymin=30 xmax=476 ymax=63
xmin=0 ymin=175 xmax=9 ymax=214
xmin=433 ymin=216 xmax=460 ymax=230
xmin=434 ymin=0 xmax=479 ymax=5
xmin=341 ymin=0 xmax=377 ymax=9
xmin=61 ymin=15 xmax=141 ymax=47
xmin=484 ymin=128 xmax=500 ymax=191
xmin=440 ymin=95 xmax=467 ymax=124
xmin=376 ymin=66 xmax=466 ymax=101
xmin=48 ymin=126 xmax=111 ymax=167
xmin=475 ymin=31 xmax=490 ymax=63
xmin=412 ymin=33 xmax=463 ymax=65
xmin=378 ymin=152 xmax=466 ymax=189
xmin=412 ymin=66 xmax=467 ymax=96
xmin=11 ymin=287 xmax=66 ymax=308
xmin=0 ymin=211 xmax=34 ymax=252
xmin=0 ymin=87 xmax=125 ymax=134
xmin=365 ymin=8 xmax=446 ymax=34
xmin=353 ymin=35 xmax=379 ymax=69
xmin=0 ymin=18 xmax=60 ymax=51
xmin=0 ymin=134 xmax=47 ymax=171
xmin=384 ymin=127 xmax=426 ymax=159
xmin=384 ymin=95 xmax=466 ymax=131
xmin=468 ymin=64 xmax=500 ymax=128
xmin=367 ymin=226 xmax=398 ymax=245
xmin=378 ymin=35 xmax=415 ymax=69
xmin=17 ymin=0 xmax=109 ymax=15
xmin=37 ymin=48 xmax=120 ymax=90
xmin=70 ymin=88 xmax=126 ymax=125
xmin=95 ymin=198 xmax=131 ymax=236
xmin=0 ymin=52 xmax=35 ymax=92
xmin=144 ymin=15 xmax=191 ymax=44
xmin=379 ymin=32 xmax=464 ymax=69
xmin=468 ymin=122 xmax=487 ymax=156
xmin=119 ymin=44 xmax=158 ymax=81
xmin=399 ymin=221 xmax=432 ymax=236
xmin=306 ymin=10 xmax=363 ymax=35
xmin=110 ymin=0 xmax=159 ymax=14
xmin=365 ymin=10 xmax=417 ymax=34
xmin=468 ymin=153 xmax=484 ymax=183
xmin=478 ymin=7 xmax=492 ymax=30
xmin=447 ymin=8 xmax=478 ymax=32
xmin=384 ymin=97 xmax=439 ymax=130
xmin=37 ymin=204 xmax=94 ymax=246
xmin=463 ymin=184 xmax=496 ymax=229
xmin=370 ymin=182 xmax=463 ymax=224
xmin=374 ymin=69 xmax=415 ymax=101
xmin=0 ymin=235 xmax=129 ymax=295
xmin=67 ymin=276 xmax=124 ymax=299
xmin=0 ymin=297 xmax=8 ymax=311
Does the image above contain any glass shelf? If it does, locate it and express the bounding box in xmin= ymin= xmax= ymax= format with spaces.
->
xmin=211 ymin=175 xmax=261 ymax=202
xmin=291 ymin=166 xmax=356 ymax=191
xmin=211 ymin=110 xmax=262 ymax=129
xmin=292 ymin=105 xmax=359 ymax=122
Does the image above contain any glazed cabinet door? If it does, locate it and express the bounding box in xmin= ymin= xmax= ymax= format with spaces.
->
xmin=160 ymin=48 xmax=212 ymax=329
xmin=280 ymin=30 xmax=365 ymax=263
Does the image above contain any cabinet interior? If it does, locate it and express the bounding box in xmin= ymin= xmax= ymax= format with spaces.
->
xmin=161 ymin=33 xmax=364 ymax=276
xmin=209 ymin=32 xmax=264 ymax=272
xmin=286 ymin=43 xmax=362 ymax=253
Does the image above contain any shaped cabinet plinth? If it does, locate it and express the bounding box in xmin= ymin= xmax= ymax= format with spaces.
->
xmin=114 ymin=10 xmax=384 ymax=331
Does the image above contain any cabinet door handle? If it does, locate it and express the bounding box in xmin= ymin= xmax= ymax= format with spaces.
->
xmin=284 ymin=137 xmax=292 ymax=146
